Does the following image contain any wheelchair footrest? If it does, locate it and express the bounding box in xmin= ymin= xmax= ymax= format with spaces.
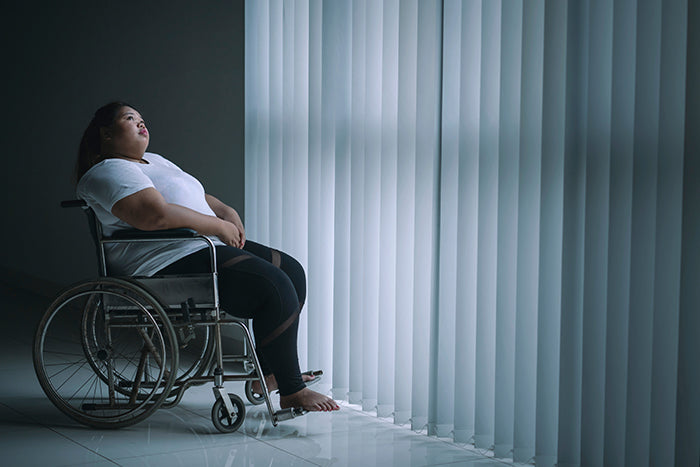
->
xmin=274 ymin=407 xmax=308 ymax=422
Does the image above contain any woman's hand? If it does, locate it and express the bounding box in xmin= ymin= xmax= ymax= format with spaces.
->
xmin=226 ymin=210 xmax=246 ymax=247
xmin=217 ymin=219 xmax=244 ymax=248
xmin=206 ymin=194 xmax=246 ymax=248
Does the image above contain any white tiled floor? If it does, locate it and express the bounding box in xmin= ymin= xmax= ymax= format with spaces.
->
xmin=0 ymin=284 xmax=513 ymax=467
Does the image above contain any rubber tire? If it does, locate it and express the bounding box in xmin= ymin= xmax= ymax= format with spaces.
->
xmin=211 ymin=394 xmax=246 ymax=433
xmin=244 ymin=379 xmax=266 ymax=405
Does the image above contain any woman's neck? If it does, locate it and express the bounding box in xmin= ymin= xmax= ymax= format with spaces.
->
xmin=101 ymin=152 xmax=148 ymax=164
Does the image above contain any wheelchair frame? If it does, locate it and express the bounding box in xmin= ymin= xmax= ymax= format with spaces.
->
xmin=32 ymin=200 xmax=306 ymax=432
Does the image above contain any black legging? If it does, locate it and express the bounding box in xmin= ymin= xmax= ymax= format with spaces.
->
xmin=156 ymin=241 xmax=306 ymax=396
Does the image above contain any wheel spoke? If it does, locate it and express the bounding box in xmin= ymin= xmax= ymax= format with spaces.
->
xmin=53 ymin=359 xmax=91 ymax=392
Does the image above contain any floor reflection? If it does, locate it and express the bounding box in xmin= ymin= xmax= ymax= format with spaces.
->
xmin=0 ymin=284 xmax=512 ymax=467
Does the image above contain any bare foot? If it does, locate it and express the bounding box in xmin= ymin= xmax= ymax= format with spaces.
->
xmin=251 ymin=373 xmax=317 ymax=395
xmin=280 ymin=387 xmax=340 ymax=412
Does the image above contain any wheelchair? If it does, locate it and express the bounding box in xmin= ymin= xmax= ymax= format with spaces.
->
xmin=32 ymin=200 xmax=307 ymax=432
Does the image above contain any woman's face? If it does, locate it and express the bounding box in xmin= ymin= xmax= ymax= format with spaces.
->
xmin=102 ymin=106 xmax=149 ymax=156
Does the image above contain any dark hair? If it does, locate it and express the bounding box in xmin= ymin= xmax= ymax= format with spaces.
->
xmin=74 ymin=101 xmax=136 ymax=183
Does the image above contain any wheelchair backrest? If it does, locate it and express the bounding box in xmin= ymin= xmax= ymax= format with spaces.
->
xmin=61 ymin=199 xmax=106 ymax=275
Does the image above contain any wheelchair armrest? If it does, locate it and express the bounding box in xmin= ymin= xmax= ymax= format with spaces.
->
xmin=104 ymin=228 xmax=218 ymax=274
xmin=108 ymin=228 xmax=198 ymax=240
xmin=61 ymin=200 xmax=197 ymax=239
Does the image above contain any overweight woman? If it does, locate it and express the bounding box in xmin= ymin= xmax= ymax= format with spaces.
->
xmin=75 ymin=101 xmax=338 ymax=413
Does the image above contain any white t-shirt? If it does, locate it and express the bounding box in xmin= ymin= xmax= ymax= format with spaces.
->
xmin=77 ymin=152 xmax=224 ymax=276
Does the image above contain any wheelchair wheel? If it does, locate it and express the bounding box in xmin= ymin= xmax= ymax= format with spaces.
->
xmin=33 ymin=278 xmax=179 ymax=429
xmin=211 ymin=393 xmax=246 ymax=433
xmin=244 ymin=379 xmax=266 ymax=405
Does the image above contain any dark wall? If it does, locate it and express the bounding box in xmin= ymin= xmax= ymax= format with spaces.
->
xmin=1 ymin=1 xmax=245 ymax=293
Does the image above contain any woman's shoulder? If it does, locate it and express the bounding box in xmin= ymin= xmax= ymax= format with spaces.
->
xmin=79 ymin=158 xmax=131 ymax=182
xmin=77 ymin=158 xmax=156 ymax=205
xmin=81 ymin=157 xmax=142 ymax=179
xmin=77 ymin=158 xmax=150 ymax=193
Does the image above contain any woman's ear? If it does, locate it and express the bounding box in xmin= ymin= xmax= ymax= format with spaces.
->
xmin=99 ymin=127 xmax=111 ymax=141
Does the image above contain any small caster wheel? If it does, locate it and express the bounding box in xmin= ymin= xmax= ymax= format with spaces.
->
xmin=245 ymin=379 xmax=265 ymax=405
xmin=211 ymin=393 xmax=246 ymax=433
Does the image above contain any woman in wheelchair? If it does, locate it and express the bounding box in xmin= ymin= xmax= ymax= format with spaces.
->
xmin=74 ymin=101 xmax=339 ymax=413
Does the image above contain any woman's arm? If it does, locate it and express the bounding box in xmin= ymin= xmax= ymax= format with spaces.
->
xmin=111 ymin=188 xmax=244 ymax=248
xmin=205 ymin=194 xmax=246 ymax=247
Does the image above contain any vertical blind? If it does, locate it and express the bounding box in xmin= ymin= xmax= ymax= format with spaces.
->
xmin=244 ymin=1 xmax=695 ymax=466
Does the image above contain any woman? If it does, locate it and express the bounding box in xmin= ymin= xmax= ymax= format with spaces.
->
xmin=75 ymin=101 xmax=339 ymax=413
